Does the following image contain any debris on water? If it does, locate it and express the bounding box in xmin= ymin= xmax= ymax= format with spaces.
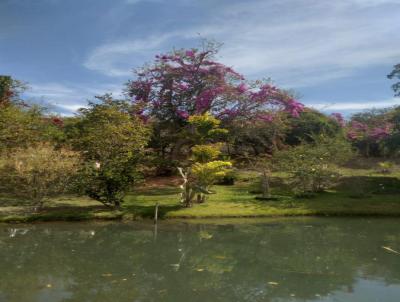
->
xmin=199 ymin=231 xmax=213 ymax=240
xmin=195 ymin=268 xmax=204 ymax=272
xmin=101 ymin=273 xmax=113 ymax=277
xmin=46 ymin=284 xmax=52 ymax=288
xmin=214 ymin=255 xmax=226 ymax=259
xmin=268 ymin=282 xmax=279 ymax=286
xmin=382 ymin=246 xmax=400 ymax=255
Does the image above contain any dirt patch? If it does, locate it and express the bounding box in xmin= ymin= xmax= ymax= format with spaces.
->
xmin=144 ymin=176 xmax=181 ymax=188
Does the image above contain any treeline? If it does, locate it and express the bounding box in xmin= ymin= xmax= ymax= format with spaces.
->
xmin=1 ymin=44 xmax=399 ymax=209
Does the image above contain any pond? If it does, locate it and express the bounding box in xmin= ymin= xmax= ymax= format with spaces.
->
xmin=1 ymin=218 xmax=400 ymax=302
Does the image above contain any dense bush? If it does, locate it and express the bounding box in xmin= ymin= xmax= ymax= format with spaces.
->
xmin=0 ymin=144 xmax=80 ymax=208
xmin=285 ymin=109 xmax=342 ymax=146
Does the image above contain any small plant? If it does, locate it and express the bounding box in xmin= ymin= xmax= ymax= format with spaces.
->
xmin=240 ymin=154 xmax=276 ymax=200
xmin=178 ymin=113 xmax=232 ymax=207
xmin=377 ymin=161 xmax=394 ymax=174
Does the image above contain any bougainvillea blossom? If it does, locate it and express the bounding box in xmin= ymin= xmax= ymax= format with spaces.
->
xmin=127 ymin=46 xmax=304 ymax=124
xmin=330 ymin=112 xmax=345 ymax=127
xmin=347 ymin=121 xmax=393 ymax=141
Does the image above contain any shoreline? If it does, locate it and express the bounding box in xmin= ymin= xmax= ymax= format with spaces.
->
xmin=3 ymin=209 xmax=400 ymax=223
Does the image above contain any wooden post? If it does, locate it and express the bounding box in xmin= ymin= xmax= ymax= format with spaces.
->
xmin=154 ymin=202 xmax=159 ymax=224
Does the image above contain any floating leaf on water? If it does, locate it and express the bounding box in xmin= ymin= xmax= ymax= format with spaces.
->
xmin=268 ymin=282 xmax=279 ymax=286
xmin=195 ymin=268 xmax=204 ymax=272
xmin=46 ymin=284 xmax=52 ymax=288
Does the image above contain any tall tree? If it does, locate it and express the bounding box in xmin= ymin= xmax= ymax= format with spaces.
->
xmin=127 ymin=43 xmax=303 ymax=163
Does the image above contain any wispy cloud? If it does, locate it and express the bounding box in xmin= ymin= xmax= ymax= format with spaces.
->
xmin=83 ymin=34 xmax=177 ymax=76
xmin=25 ymin=82 xmax=123 ymax=114
xmin=307 ymin=97 xmax=400 ymax=111
xmin=84 ymin=0 xmax=400 ymax=89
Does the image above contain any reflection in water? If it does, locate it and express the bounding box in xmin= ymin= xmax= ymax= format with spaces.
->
xmin=1 ymin=218 xmax=400 ymax=302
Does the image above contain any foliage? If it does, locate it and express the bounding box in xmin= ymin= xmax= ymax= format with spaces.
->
xmin=227 ymin=111 xmax=288 ymax=156
xmin=191 ymin=160 xmax=232 ymax=190
xmin=0 ymin=144 xmax=80 ymax=207
xmin=277 ymin=136 xmax=354 ymax=195
xmin=0 ymin=75 xmax=27 ymax=107
xmin=377 ymin=161 xmax=394 ymax=174
xmin=127 ymin=43 xmax=303 ymax=164
xmin=0 ymin=104 xmax=64 ymax=154
xmin=347 ymin=108 xmax=395 ymax=157
xmin=387 ymin=63 xmax=400 ymax=96
xmin=285 ymin=109 xmax=343 ymax=145
xmin=240 ymin=154 xmax=275 ymax=198
xmin=382 ymin=106 xmax=400 ymax=157
xmin=71 ymin=95 xmax=150 ymax=208
xmin=191 ymin=144 xmax=222 ymax=163
xmin=178 ymin=113 xmax=232 ymax=206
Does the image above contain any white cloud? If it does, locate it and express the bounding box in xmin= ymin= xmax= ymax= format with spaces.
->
xmin=84 ymin=0 xmax=400 ymax=89
xmin=25 ymin=82 xmax=124 ymax=114
xmin=307 ymin=97 xmax=400 ymax=111
xmin=83 ymin=34 xmax=175 ymax=76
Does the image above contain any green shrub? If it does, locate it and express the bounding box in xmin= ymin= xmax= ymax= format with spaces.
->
xmin=277 ymin=136 xmax=354 ymax=195
xmin=72 ymin=95 xmax=150 ymax=208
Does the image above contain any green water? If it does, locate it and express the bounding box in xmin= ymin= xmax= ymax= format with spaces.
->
xmin=1 ymin=218 xmax=400 ymax=302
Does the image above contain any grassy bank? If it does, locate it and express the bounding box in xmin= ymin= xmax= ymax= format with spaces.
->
xmin=1 ymin=165 xmax=400 ymax=223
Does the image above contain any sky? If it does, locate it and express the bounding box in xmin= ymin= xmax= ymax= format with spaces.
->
xmin=1 ymin=0 xmax=399 ymax=116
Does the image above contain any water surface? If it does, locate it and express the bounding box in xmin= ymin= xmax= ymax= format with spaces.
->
xmin=1 ymin=218 xmax=400 ymax=302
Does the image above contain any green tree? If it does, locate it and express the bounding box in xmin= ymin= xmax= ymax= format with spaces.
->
xmin=388 ymin=64 xmax=400 ymax=96
xmin=72 ymin=95 xmax=150 ymax=208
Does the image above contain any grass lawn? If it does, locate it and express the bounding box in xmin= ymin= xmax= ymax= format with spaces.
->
xmin=1 ymin=164 xmax=400 ymax=222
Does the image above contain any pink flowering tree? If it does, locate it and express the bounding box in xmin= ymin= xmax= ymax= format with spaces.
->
xmin=127 ymin=43 xmax=303 ymax=166
xmin=347 ymin=119 xmax=393 ymax=157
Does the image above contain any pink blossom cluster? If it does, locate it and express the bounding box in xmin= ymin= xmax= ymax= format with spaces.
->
xmin=128 ymin=48 xmax=304 ymax=123
xmin=330 ymin=113 xmax=345 ymax=127
xmin=347 ymin=121 xmax=393 ymax=141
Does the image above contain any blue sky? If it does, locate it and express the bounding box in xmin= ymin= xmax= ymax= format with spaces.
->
xmin=1 ymin=0 xmax=399 ymax=115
